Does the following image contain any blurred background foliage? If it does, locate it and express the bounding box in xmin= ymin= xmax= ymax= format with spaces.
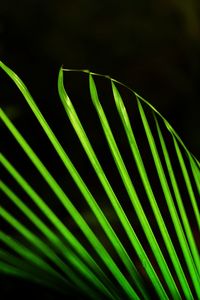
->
xmin=1 ymin=0 xmax=200 ymax=155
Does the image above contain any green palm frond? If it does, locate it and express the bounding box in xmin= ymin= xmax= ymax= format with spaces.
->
xmin=0 ymin=61 xmax=199 ymax=299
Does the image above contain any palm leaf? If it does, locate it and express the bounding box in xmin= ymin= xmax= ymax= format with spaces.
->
xmin=0 ymin=61 xmax=199 ymax=299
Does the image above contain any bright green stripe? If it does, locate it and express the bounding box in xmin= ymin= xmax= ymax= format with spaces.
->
xmin=190 ymin=157 xmax=200 ymax=199
xmin=193 ymin=156 xmax=200 ymax=169
xmin=156 ymin=117 xmax=200 ymax=268
xmin=58 ymin=67 xmax=150 ymax=300
xmin=155 ymin=116 xmax=200 ymax=297
xmin=0 ymin=116 xmax=137 ymax=300
xmin=0 ymin=180 xmax=62 ymax=246
xmin=0 ymin=181 xmax=119 ymax=300
xmin=0 ymin=153 xmax=105 ymax=278
xmin=90 ymin=74 xmax=175 ymax=299
xmin=0 ymin=163 xmax=119 ymax=300
xmin=137 ymin=99 xmax=195 ymax=299
xmin=0 ymin=206 xmax=76 ymax=275
xmin=151 ymin=107 xmax=200 ymax=229
xmin=0 ymin=207 xmax=108 ymax=300
xmin=58 ymin=69 xmax=166 ymax=299
xmin=0 ymin=156 xmax=119 ymax=300
xmin=111 ymin=82 xmax=192 ymax=298
xmin=173 ymin=138 xmax=200 ymax=231
xmin=0 ymin=62 xmax=142 ymax=300
xmin=134 ymin=89 xmax=200 ymax=272
xmin=163 ymin=116 xmax=200 ymax=230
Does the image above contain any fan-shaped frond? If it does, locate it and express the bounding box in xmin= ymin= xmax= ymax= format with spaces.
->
xmin=0 ymin=61 xmax=199 ymax=299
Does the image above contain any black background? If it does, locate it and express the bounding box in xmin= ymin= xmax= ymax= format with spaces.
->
xmin=1 ymin=0 xmax=200 ymax=156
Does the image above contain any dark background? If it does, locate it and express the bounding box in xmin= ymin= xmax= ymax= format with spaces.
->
xmin=0 ymin=1 xmax=200 ymax=299
xmin=1 ymin=0 xmax=200 ymax=156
